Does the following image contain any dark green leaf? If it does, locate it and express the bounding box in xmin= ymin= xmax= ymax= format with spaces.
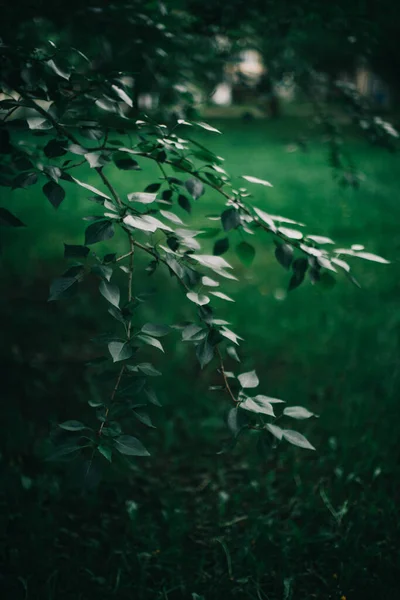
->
xmin=64 ymin=244 xmax=90 ymax=259
xmin=292 ymin=257 xmax=308 ymax=274
xmin=114 ymin=153 xmax=141 ymax=170
xmin=44 ymin=139 xmax=67 ymax=158
xmin=133 ymin=410 xmax=156 ymax=428
xmin=196 ymin=337 xmax=214 ymax=369
xmin=12 ymin=172 xmax=38 ymax=190
xmin=141 ymin=323 xmax=171 ymax=337
xmin=91 ymin=264 xmax=113 ymax=281
xmin=214 ymin=237 xmax=229 ymax=256
xmin=227 ymin=345 xmax=240 ymax=362
xmin=43 ymin=181 xmax=65 ymax=208
xmin=0 ymin=207 xmax=25 ymax=227
xmin=99 ymin=280 xmax=120 ymax=308
xmin=59 ymin=420 xmax=86 ymax=431
xmin=97 ymin=445 xmax=112 ymax=462
xmin=85 ymin=220 xmax=114 ymax=245
xmin=221 ymin=208 xmax=240 ymax=232
xmin=275 ymin=244 xmax=293 ymax=269
xmin=115 ymin=435 xmax=150 ymax=456
xmin=145 ymin=183 xmax=161 ymax=193
xmin=178 ymin=194 xmax=191 ymax=213
xmin=236 ymin=241 xmax=255 ymax=266
xmin=288 ymin=271 xmax=305 ymax=291
xmin=145 ymin=388 xmax=161 ymax=407
xmin=185 ymin=177 xmax=205 ymax=200
xmin=48 ymin=277 xmax=78 ymax=301
xmin=108 ymin=341 xmax=132 ymax=362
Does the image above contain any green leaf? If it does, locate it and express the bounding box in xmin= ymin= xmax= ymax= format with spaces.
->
xmin=141 ymin=323 xmax=171 ymax=337
xmin=196 ymin=337 xmax=215 ymax=369
xmin=254 ymin=394 xmax=284 ymax=404
xmin=278 ymin=227 xmax=303 ymax=240
xmin=186 ymin=292 xmax=210 ymax=306
xmin=275 ymin=244 xmax=293 ymax=269
xmin=202 ymin=276 xmax=219 ymax=287
xmin=132 ymin=410 xmax=156 ymax=428
xmin=111 ymin=84 xmax=133 ymax=107
xmin=306 ymin=235 xmax=335 ymax=245
xmin=238 ymin=370 xmax=259 ymax=389
xmin=135 ymin=334 xmax=164 ymax=352
xmin=221 ymin=208 xmax=240 ymax=232
xmin=108 ymin=306 xmax=126 ymax=324
xmin=46 ymin=444 xmax=82 ymax=461
xmin=192 ymin=254 xmax=233 ymax=271
xmin=48 ymin=277 xmax=78 ymax=301
xmin=70 ymin=176 xmax=111 ymax=200
xmin=178 ymin=194 xmax=191 ymax=213
xmin=210 ymin=291 xmax=234 ymax=302
xmin=145 ymin=183 xmax=161 ymax=193
xmin=64 ymin=244 xmax=90 ymax=259
xmin=46 ymin=58 xmax=70 ymax=80
xmin=44 ymin=139 xmax=67 ymax=158
xmin=282 ymin=430 xmax=316 ymax=450
xmin=160 ymin=210 xmax=183 ymax=225
xmin=99 ymin=280 xmax=120 ymax=308
xmin=242 ymin=175 xmax=273 ymax=187
xmin=108 ymin=341 xmax=132 ymax=362
xmin=240 ymin=396 xmax=275 ymax=417
xmin=114 ymin=154 xmax=140 ymax=170
xmin=136 ymin=363 xmax=162 ymax=377
xmin=0 ymin=207 xmax=25 ymax=227
xmin=127 ymin=192 xmax=157 ymax=204
xmin=12 ymin=172 xmax=38 ymax=189
xmin=288 ymin=272 xmax=305 ymax=291
xmin=59 ymin=420 xmax=86 ymax=431
xmin=226 ymin=345 xmax=240 ymax=362
xmin=266 ymin=424 xmax=283 ymax=440
xmin=253 ymin=207 xmax=276 ymax=229
xmin=91 ymin=264 xmax=113 ymax=281
xmin=115 ymin=435 xmax=150 ymax=456
xmin=194 ymin=121 xmax=221 ymax=134
xmin=352 ymin=251 xmax=390 ymax=264
xmin=43 ymin=181 xmax=65 ymax=209
xmin=123 ymin=214 xmax=171 ymax=233
xmin=220 ymin=327 xmax=243 ymax=345
xmin=97 ymin=444 xmax=112 ymax=462
xmin=185 ymin=178 xmax=205 ymax=200
xmin=27 ymin=117 xmax=52 ymax=131
xmin=283 ymin=406 xmax=316 ymax=419
xmin=236 ymin=241 xmax=255 ymax=266
xmin=145 ymin=388 xmax=162 ymax=406
xmin=182 ymin=324 xmax=205 ymax=341
xmin=214 ymin=238 xmax=229 ymax=256
xmin=85 ymin=220 xmax=114 ymax=245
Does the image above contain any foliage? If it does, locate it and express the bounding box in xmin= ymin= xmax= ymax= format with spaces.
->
xmin=0 ymin=37 xmax=390 ymax=471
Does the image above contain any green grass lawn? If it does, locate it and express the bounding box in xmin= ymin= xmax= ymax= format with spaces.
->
xmin=1 ymin=116 xmax=400 ymax=599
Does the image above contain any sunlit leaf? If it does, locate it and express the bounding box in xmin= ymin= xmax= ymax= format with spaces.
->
xmin=282 ymin=429 xmax=316 ymax=450
xmin=283 ymin=406 xmax=316 ymax=419
xmin=238 ymin=370 xmax=259 ymax=389
xmin=242 ymin=175 xmax=273 ymax=187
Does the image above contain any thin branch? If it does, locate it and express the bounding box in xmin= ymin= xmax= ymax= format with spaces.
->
xmin=216 ymin=346 xmax=239 ymax=404
xmin=126 ymin=233 xmax=134 ymax=339
xmin=98 ymin=364 xmax=125 ymax=437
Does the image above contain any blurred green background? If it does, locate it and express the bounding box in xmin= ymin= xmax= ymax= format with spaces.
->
xmin=1 ymin=114 xmax=400 ymax=599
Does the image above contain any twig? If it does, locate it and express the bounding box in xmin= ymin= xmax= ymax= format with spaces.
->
xmin=216 ymin=346 xmax=239 ymax=404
